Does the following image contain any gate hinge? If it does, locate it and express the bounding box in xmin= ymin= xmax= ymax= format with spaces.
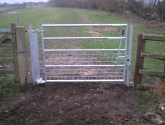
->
xmin=35 ymin=78 xmax=46 ymax=84
xmin=28 ymin=29 xmax=45 ymax=33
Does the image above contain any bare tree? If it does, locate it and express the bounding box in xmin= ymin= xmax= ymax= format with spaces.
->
xmin=47 ymin=0 xmax=165 ymax=21
xmin=157 ymin=0 xmax=165 ymax=21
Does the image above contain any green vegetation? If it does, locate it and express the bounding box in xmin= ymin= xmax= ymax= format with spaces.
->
xmin=0 ymin=6 xmax=165 ymax=96
xmin=0 ymin=75 xmax=19 ymax=106
xmin=137 ymin=90 xmax=160 ymax=108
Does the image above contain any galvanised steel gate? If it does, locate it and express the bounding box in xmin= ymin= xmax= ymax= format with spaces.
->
xmin=29 ymin=24 xmax=133 ymax=86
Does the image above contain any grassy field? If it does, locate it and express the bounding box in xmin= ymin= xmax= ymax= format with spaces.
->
xmin=0 ymin=6 xmax=165 ymax=81
xmin=1 ymin=6 xmax=165 ymax=72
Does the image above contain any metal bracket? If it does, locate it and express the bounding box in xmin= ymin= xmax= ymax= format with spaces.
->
xmin=35 ymin=78 xmax=46 ymax=84
xmin=28 ymin=29 xmax=45 ymax=33
xmin=127 ymin=58 xmax=131 ymax=70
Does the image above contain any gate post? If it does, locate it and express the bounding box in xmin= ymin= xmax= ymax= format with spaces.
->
xmin=15 ymin=26 xmax=28 ymax=86
xmin=11 ymin=24 xmax=19 ymax=81
xmin=29 ymin=25 xmax=45 ymax=84
xmin=134 ymin=34 xmax=146 ymax=89
xmin=126 ymin=24 xmax=133 ymax=86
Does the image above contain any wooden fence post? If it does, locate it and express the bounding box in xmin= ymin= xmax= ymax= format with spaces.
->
xmin=134 ymin=34 xmax=146 ymax=89
xmin=11 ymin=24 xmax=19 ymax=81
xmin=15 ymin=26 xmax=28 ymax=86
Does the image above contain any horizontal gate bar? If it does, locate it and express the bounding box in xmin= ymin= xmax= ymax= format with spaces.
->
xmin=46 ymin=79 xmax=125 ymax=82
xmin=44 ymin=49 xmax=125 ymax=52
xmin=45 ymin=65 xmax=124 ymax=68
xmin=43 ymin=37 xmax=126 ymax=40
xmin=42 ymin=24 xmax=128 ymax=27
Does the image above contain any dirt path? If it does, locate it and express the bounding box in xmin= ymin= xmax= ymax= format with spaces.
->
xmin=0 ymin=83 xmax=141 ymax=125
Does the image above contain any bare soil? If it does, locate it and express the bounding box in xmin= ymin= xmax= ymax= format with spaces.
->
xmin=0 ymin=83 xmax=147 ymax=125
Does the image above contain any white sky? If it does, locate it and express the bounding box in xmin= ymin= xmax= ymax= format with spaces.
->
xmin=0 ymin=0 xmax=48 ymax=4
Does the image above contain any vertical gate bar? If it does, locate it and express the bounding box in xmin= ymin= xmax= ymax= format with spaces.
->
xmin=126 ymin=24 xmax=133 ymax=87
xmin=29 ymin=25 xmax=41 ymax=84
xmin=41 ymin=26 xmax=47 ymax=82
xmin=29 ymin=25 xmax=35 ymax=84
xmin=116 ymin=30 xmax=124 ymax=65
xmin=123 ymin=24 xmax=128 ymax=83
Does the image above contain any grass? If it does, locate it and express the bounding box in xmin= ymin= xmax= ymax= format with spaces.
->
xmin=0 ymin=7 xmax=164 ymax=69
xmin=0 ymin=6 xmax=165 ymax=102
xmin=0 ymin=75 xmax=19 ymax=106
xmin=75 ymin=9 xmax=165 ymax=72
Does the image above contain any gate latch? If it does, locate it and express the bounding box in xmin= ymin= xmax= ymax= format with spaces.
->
xmin=127 ymin=58 xmax=131 ymax=70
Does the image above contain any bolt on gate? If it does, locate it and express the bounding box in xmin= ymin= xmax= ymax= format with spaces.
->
xmin=29 ymin=24 xmax=133 ymax=86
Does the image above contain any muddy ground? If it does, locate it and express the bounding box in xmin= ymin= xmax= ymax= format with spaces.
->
xmin=0 ymin=83 xmax=152 ymax=125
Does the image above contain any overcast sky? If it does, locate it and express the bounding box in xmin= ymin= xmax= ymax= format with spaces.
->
xmin=0 ymin=0 xmax=48 ymax=4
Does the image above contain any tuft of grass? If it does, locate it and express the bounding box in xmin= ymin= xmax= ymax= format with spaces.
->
xmin=137 ymin=89 xmax=162 ymax=113
xmin=0 ymin=76 xmax=19 ymax=106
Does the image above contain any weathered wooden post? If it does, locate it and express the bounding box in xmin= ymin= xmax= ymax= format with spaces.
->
xmin=15 ymin=26 xmax=28 ymax=86
xmin=11 ymin=24 xmax=18 ymax=81
xmin=134 ymin=34 xmax=146 ymax=89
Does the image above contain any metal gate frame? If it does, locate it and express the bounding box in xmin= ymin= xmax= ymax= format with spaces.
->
xmin=29 ymin=24 xmax=133 ymax=86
